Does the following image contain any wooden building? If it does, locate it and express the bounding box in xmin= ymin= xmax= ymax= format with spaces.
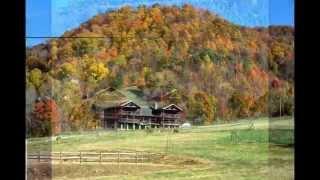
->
xmin=92 ymin=100 xmax=184 ymax=130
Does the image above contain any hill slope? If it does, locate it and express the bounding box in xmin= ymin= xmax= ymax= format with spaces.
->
xmin=26 ymin=4 xmax=294 ymax=130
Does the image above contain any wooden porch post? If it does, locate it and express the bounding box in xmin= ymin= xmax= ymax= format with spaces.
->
xmin=162 ymin=111 xmax=164 ymax=128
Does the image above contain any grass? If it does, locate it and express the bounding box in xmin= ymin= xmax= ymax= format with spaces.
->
xmin=27 ymin=117 xmax=294 ymax=179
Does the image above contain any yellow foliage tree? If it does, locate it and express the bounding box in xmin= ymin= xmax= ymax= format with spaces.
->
xmin=79 ymin=55 xmax=109 ymax=97
xmin=88 ymin=62 xmax=109 ymax=81
xmin=193 ymin=91 xmax=217 ymax=125
xmin=58 ymin=62 xmax=77 ymax=79
xmin=27 ymin=68 xmax=43 ymax=95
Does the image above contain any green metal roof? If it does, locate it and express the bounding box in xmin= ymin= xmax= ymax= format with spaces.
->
xmin=92 ymin=87 xmax=182 ymax=113
xmin=93 ymin=100 xmax=127 ymax=110
xmin=140 ymin=106 xmax=153 ymax=116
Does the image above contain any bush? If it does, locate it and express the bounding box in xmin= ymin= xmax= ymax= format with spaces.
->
xmin=173 ymin=128 xmax=179 ymax=133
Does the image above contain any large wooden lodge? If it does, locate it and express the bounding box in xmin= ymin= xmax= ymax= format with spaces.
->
xmin=92 ymin=100 xmax=184 ymax=130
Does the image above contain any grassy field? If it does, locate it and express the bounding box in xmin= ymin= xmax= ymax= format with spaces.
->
xmin=27 ymin=117 xmax=294 ymax=180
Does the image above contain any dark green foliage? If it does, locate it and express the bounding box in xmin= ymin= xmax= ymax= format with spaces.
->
xmin=191 ymin=48 xmax=224 ymax=65
xmin=109 ymin=74 xmax=123 ymax=89
xmin=72 ymin=38 xmax=99 ymax=57
xmin=28 ymin=118 xmax=52 ymax=137
xmin=268 ymin=88 xmax=294 ymax=117
xmin=243 ymin=59 xmax=254 ymax=72
xmin=26 ymin=56 xmax=50 ymax=72
xmin=279 ymin=60 xmax=294 ymax=81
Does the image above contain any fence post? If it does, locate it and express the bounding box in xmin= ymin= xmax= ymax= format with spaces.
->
xmin=60 ymin=151 xmax=62 ymax=164
xmin=38 ymin=151 xmax=40 ymax=162
xmin=80 ymin=152 xmax=82 ymax=164
xmin=117 ymin=151 xmax=120 ymax=171
xmin=136 ymin=151 xmax=138 ymax=165
xmin=140 ymin=152 xmax=142 ymax=164
xmin=118 ymin=151 xmax=120 ymax=164
xmin=100 ymin=152 xmax=102 ymax=163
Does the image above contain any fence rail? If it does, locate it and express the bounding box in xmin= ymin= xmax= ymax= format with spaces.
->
xmin=27 ymin=151 xmax=163 ymax=164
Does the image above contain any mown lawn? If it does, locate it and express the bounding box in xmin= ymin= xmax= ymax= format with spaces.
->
xmin=27 ymin=117 xmax=294 ymax=180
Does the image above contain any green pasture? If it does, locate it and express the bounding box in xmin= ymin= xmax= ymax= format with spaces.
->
xmin=27 ymin=117 xmax=294 ymax=180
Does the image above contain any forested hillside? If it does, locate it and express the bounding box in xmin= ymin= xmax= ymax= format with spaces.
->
xmin=26 ymin=4 xmax=294 ymax=136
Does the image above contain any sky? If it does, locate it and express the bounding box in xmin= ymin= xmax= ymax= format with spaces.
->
xmin=26 ymin=0 xmax=294 ymax=47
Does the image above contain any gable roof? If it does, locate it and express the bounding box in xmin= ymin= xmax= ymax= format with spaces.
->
xmin=119 ymin=101 xmax=141 ymax=109
xmin=91 ymin=87 xmax=182 ymax=112
xmin=150 ymin=103 xmax=183 ymax=112
xmin=162 ymin=104 xmax=183 ymax=111
xmin=93 ymin=100 xmax=141 ymax=109
xmin=92 ymin=88 xmax=129 ymax=110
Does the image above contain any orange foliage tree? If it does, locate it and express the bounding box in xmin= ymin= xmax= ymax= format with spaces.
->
xmin=31 ymin=97 xmax=61 ymax=136
xmin=191 ymin=91 xmax=217 ymax=125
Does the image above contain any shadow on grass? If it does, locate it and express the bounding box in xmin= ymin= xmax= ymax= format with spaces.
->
xmin=269 ymin=129 xmax=294 ymax=146
xmin=214 ymin=129 xmax=294 ymax=147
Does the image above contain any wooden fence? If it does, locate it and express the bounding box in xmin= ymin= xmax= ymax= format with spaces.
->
xmin=27 ymin=151 xmax=163 ymax=164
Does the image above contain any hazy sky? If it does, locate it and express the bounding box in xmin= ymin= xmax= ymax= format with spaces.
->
xmin=26 ymin=0 xmax=294 ymax=47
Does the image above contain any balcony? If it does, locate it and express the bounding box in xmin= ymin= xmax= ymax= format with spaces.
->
xmin=157 ymin=113 xmax=180 ymax=119
xmin=119 ymin=110 xmax=141 ymax=116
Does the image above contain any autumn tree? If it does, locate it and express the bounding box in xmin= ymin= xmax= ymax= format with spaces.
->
xmin=251 ymin=92 xmax=269 ymax=116
xmin=26 ymin=56 xmax=49 ymax=72
xmin=268 ymin=81 xmax=294 ymax=117
xmin=30 ymin=97 xmax=61 ymax=137
xmin=49 ymin=40 xmax=59 ymax=66
xmin=68 ymin=102 xmax=99 ymax=131
xmin=188 ymin=91 xmax=217 ymax=125
xmin=72 ymin=38 xmax=100 ymax=57
xmin=57 ymin=62 xmax=77 ymax=79
xmin=229 ymin=91 xmax=255 ymax=118
xmin=79 ymin=55 xmax=109 ymax=97
xmin=59 ymin=42 xmax=74 ymax=60
xmin=27 ymin=68 xmax=44 ymax=96
xmin=52 ymin=79 xmax=82 ymax=131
